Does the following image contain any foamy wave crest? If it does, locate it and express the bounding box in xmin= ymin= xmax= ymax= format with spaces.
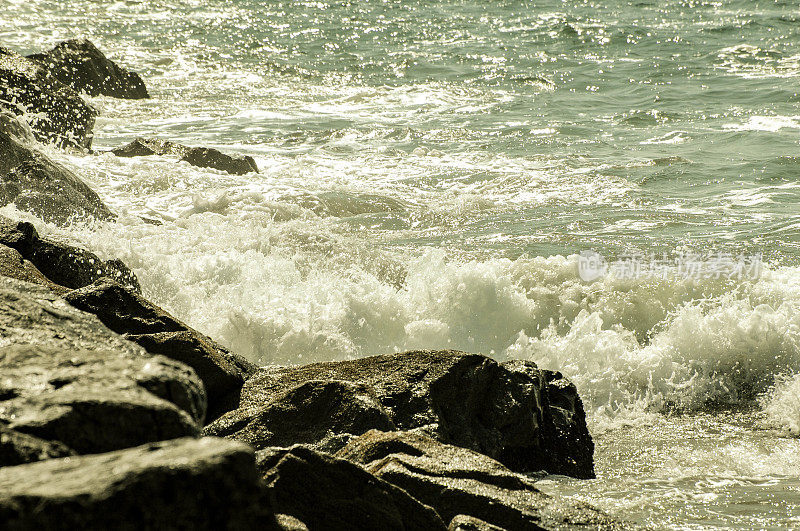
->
xmin=37 ymin=213 xmax=800 ymax=424
xmin=761 ymin=373 xmax=800 ymax=436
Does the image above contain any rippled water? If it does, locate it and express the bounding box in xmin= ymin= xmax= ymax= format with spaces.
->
xmin=3 ymin=0 xmax=800 ymax=527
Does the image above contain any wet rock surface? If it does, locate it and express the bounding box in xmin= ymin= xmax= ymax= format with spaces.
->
xmin=64 ymin=277 xmax=257 ymax=422
xmin=27 ymin=38 xmax=149 ymax=99
xmin=111 ymin=137 xmax=259 ymax=175
xmin=257 ymin=444 xmax=446 ymax=530
xmin=339 ymin=430 xmax=622 ymax=530
xmin=204 ymin=379 xmax=395 ymax=452
xmin=0 ymin=46 xmax=96 ymax=148
xmin=0 ymin=437 xmax=270 ymax=530
xmin=0 ymin=130 xmax=114 ymax=224
xmin=223 ymin=350 xmax=595 ymax=478
xmin=0 ymin=277 xmax=204 ymax=454
xmin=0 ymin=216 xmax=139 ymax=291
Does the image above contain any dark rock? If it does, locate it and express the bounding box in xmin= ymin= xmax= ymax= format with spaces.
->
xmin=0 ymin=426 xmax=74 ymax=467
xmin=0 ymin=216 xmax=140 ymax=291
xmin=203 ymin=380 xmax=395 ymax=452
xmin=181 ymin=147 xmax=259 ymax=175
xmin=27 ymin=38 xmax=149 ymax=99
xmin=64 ymin=277 xmax=257 ymax=422
xmin=230 ymin=350 xmax=595 ymax=478
xmin=338 ymin=430 xmax=623 ymax=531
xmin=0 ymin=437 xmax=272 ymax=530
xmin=0 ymin=130 xmax=115 ymax=224
xmin=111 ymin=137 xmax=259 ymax=175
xmin=448 ymin=515 xmax=506 ymax=531
xmin=257 ymin=445 xmax=446 ymax=530
xmin=0 ymin=243 xmax=66 ymax=293
xmin=0 ymin=46 xmax=96 ymax=148
xmin=507 ymin=361 xmax=595 ymax=480
xmin=0 ymin=276 xmax=205 ymax=453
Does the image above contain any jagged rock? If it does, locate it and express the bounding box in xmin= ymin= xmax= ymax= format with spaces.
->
xmin=0 ymin=437 xmax=272 ymax=530
xmin=448 ymin=515 xmax=506 ymax=531
xmin=0 ymin=130 xmax=114 ymax=224
xmin=506 ymin=361 xmax=595 ymax=479
xmin=338 ymin=431 xmax=622 ymax=531
xmin=27 ymin=38 xmax=148 ymax=99
xmin=0 ymin=277 xmax=205 ymax=453
xmin=257 ymin=445 xmax=446 ymax=530
xmin=203 ymin=380 xmax=395 ymax=452
xmin=0 ymin=46 xmax=96 ymax=148
xmin=64 ymin=277 xmax=256 ymax=422
xmin=111 ymin=137 xmax=259 ymax=175
xmin=0 ymin=243 xmax=66 ymax=293
xmin=0 ymin=426 xmax=74 ymax=467
xmin=228 ymin=350 xmax=595 ymax=478
xmin=0 ymin=216 xmax=139 ymax=291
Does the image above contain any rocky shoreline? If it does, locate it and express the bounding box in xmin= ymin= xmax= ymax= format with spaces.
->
xmin=0 ymin=39 xmax=627 ymax=530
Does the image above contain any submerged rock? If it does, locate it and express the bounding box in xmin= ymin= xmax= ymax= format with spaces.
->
xmin=0 ymin=216 xmax=139 ymax=291
xmin=338 ymin=430 xmax=621 ymax=530
xmin=257 ymin=444 xmax=446 ymax=530
xmin=27 ymin=38 xmax=149 ymax=99
xmin=0 ymin=277 xmax=205 ymax=454
xmin=111 ymin=137 xmax=259 ymax=175
xmin=0 ymin=46 xmax=96 ymax=148
xmin=0 ymin=437 xmax=271 ymax=530
xmin=64 ymin=277 xmax=257 ymax=422
xmin=215 ymin=350 xmax=595 ymax=478
xmin=0 ymin=130 xmax=114 ymax=224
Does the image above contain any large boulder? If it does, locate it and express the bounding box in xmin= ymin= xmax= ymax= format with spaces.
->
xmin=257 ymin=445 xmax=446 ymax=530
xmin=0 ymin=47 xmax=96 ymax=148
xmin=338 ymin=431 xmax=622 ymax=530
xmin=203 ymin=379 xmax=395 ymax=452
xmin=111 ymin=137 xmax=259 ymax=175
xmin=0 ymin=130 xmax=115 ymax=224
xmin=27 ymin=38 xmax=149 ymax=99
xmin=64 ymin=277 xmax=257 ymax=422
xmin=215 ymin=350 xmax=595 ymax=478
xmin=0 ymin=276 xmax=205 ymax=454
xmin=0 ymin=437 xmax=272 ymax=530
xmin=0 ymin=216 xmax=139 ymax=291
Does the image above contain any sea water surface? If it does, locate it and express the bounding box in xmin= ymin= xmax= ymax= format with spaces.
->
xmin=3 ymin=0 xmax=800 ymax=528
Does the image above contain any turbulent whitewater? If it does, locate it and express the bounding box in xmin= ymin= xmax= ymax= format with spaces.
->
xmin=3 ymin=0 xmax=800 ymax=527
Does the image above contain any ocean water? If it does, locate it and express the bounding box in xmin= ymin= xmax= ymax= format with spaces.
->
xmin=3 ymin=0 xmax=800 ymax=527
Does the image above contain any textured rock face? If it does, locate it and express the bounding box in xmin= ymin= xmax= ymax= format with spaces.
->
xmin=0 ymin=244 xmax=65 ymax=293
xmin=0 ymin=427 xmax=74 ymax=467
xmin=225 ymin=350 xmax=595 ymax=478
xmin=204 ymin=379 xmax=395 ymax=452
xmin=0 ymin=277 xmax=205 ymax=454
xmin=0 ymin=438 xmax=271 ymax=530
xmin=257 ymin=445 xmax=446 ymax=530
xmin=0 ymin=46 xmax=96 ymax=148
xmin=0 ymin=131 xmax=114 ymax=224
xmin=27 ymin=38 xmax=149 ymax=99
xmin=111 ymin=137 xmax=259 ymax=175
xmin=64 ymin=277 xmax=256 ymax=422
xmin=338 ymin=431 xmax=621 ymax=530
xmin=0 ymin=216 xmax=139 ymax=291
